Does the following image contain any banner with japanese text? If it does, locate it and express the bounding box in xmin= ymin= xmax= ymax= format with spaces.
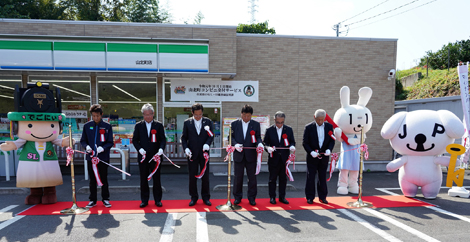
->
xmin=170 ymin=80 xmax=259 ymax=102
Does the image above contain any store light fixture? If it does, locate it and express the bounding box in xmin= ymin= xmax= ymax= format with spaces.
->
xmin=0 ymin=94 xmax=14 ymax=99
xmin=0 ymin=84 xmax=15 ymax=90
xmin=53 ymin=84 xmax=90 ymax=99
xmin=112 ymin=85 xmax=141 ymax=101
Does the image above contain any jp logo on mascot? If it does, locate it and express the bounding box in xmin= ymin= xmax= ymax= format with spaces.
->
xmin=381 ymin=110 xmax=464 ymax=199
xmin=0 ymin=82 xmax=74 ymax=205
xmin=334 ymin=86 xmax=373 ymax=195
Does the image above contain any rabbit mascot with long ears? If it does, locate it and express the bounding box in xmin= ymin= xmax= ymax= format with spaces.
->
xmin=334 ymin=86 xmax=373 ymax=195
xmin=381 ymin=110 xmax=464 ymax=199
xmin=0 ymin=82 xmax=74 ymax=205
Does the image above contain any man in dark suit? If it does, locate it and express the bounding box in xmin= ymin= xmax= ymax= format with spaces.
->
xmin=181 ymin=103 xmax=214 ymax=206
xmin=231 ymin=104 xmax=263 ymax=206
xmin=80 ymin=104 xmax=114 ymax=208
xmin=263 ymin=111 xmax=296 ymax=205
xmin=132 ymin=103 xmax=166 ymax=208
xmin=302 ymin=109 xmax=335 ymax=204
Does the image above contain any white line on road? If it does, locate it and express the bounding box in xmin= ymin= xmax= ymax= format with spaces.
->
xmin=159 ymin=213 xmax=178 ymax=242
xmin=0 ymin=216 xmax=25 ymax=231
xmin=363 ymin=208 xmax=440 ymax=242
xmin=376 ymin=188 xmax=400 ymax=196
xmin=425 ymin=206 xmax=470 ymax=223
xmin=0 ymin=205 xmax=18 ymax=214
xmin=338 ymin=209 xmax=402 ymax=242
xmin=196 ymin=212 xmax=209 ymax=242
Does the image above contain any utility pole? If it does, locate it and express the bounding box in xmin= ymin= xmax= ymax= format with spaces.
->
xmin=333 ymin=23 xmax=340 ymax=37
xmin=249 ymin=0 xmax=258 ymax=24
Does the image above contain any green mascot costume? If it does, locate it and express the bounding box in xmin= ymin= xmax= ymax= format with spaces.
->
xmin=0 ymin=81 xmax=74 ymax=205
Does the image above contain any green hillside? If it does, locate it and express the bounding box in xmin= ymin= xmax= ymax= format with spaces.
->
xmin=396 ymin=67 xmax=461 ymax=100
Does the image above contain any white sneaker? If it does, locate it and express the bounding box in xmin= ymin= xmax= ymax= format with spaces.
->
xmin=103 ymin=200 xmax=112 ymax=208
xmin=86 ymin=201 xmax=96 ymax=208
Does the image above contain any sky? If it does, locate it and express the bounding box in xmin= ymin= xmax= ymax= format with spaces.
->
xmin=163 ymin=0 xmax=470 ymax=70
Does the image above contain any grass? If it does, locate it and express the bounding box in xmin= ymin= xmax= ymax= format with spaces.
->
xmin=396 ymin=67 xmax=461 ymax=100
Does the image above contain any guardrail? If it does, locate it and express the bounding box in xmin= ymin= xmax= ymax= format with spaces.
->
xmin=1 ymin=149 xmax=10 ymax=181
xmin=83 ymin=148 xmax=127 ymax=181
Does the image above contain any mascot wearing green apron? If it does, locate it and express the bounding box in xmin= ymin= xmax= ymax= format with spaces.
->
xmin=0 ymin=82 xmax=74 ymax=205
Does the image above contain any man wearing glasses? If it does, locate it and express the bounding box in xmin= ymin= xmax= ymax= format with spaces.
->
xmin=263 ymin=111 xmax=296 ymax=204
xmin=181 ymin=103 xmax=214 ymax=206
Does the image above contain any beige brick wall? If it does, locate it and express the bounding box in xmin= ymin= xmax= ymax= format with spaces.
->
xmin=225 ymin=36 xmax=397 ymax=161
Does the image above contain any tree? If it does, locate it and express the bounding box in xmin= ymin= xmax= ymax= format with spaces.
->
xmin=193 ymin=11 xmax=204 ymax=25
xmin=126 ymin=0 xmax=168 ymax=23
xmin=0 ymin=0 xmax=66 ymax=19
xmin=419 ymin=39 xmax=470 ymax=70
xmin=236 ymin=21 xmax=275 ymax=34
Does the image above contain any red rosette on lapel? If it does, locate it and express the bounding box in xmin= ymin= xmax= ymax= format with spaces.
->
xmin=99 ymin=129 xmax=105 ymax=142
xmin=204 ymin=126 xmax=213 ymax=137
xmin=282 ymin=133 xmax=289 ymax=146
xmin=151 ymin=129 xmax=157 ymax=142
xmin=250 ymin=130 xmax=256 ymax=143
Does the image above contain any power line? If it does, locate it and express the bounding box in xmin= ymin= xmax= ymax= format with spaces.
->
xmin=345 ymin=0 xmax=421 ymax=26
xmin=349 ymin=0 xmax=438 ymax=30
xmin=339 ymin=0 xmax=390 ymax=24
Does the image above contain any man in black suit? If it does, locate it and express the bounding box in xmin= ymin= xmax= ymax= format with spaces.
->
xmin=302 ymin=109 xmax=335 ymax=204
xmin=181 ymin=103 xmax=214 ymax=206
xmin=132 ymin=103 xmax=166 ymax=208
xmin=231 ymin=104 xmax=263 ymax=206
xmin=263 ymin=111 xmax=296 ymax=205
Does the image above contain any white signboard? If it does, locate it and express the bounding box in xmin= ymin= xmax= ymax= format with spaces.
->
xmin=63 ymin=110 xmax=87 ymax=119
xmin=170 ymin=80 xmax=259 ymax=102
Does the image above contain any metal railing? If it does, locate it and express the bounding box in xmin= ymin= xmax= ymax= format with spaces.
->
xmin=1 ymin=149 xmax=10 ymax=181
xmin=83 ymin=148 xmax=127 ymax=181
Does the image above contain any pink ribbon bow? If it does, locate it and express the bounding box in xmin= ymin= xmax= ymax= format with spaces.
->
xmin=327 ymin=153 xmax=339 ymax=181
xmin=255 ymin=146 xmax=264 ymax=175
xmin=224 ymin=145 xmax=235 ymax=162
xmin=195 ymin=152 xmax=210 ymax=179
xmin=359 ymin=144 xmax=369 ymax=160
xmin=147 ymin=154 xmax=161 ymax=181
xmin=285 ymin=152 xmax=296 ymax=181
xmin=66 ymin=147 xmax=74 ymax=166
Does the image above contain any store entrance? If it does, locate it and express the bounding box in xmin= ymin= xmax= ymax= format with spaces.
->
xmin=164 ymin=106 xmax=221 ymax=158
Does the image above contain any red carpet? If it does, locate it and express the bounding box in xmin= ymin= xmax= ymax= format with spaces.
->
xmin=18 ymin=195 xmax=432 ymax=216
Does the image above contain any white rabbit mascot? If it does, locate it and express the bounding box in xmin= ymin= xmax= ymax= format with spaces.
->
xmin=334 ymin=86 xmax=373 ymax=195
xmin=381 ymin=110 xmax=464 ymax=199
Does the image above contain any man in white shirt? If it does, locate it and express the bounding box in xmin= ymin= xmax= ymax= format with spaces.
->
xmin=302 ymin=109 xmax=336 ymax=204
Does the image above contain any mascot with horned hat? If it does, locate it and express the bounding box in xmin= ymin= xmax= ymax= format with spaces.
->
xmin=0 ymin=82 xmax=74 ymax=204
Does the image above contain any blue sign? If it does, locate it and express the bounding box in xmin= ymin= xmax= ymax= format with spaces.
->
xmin=121 ymin=138 xmax=130 ymax=146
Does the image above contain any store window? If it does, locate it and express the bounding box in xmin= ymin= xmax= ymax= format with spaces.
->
xmin=29 ymin=76 xmax=91 ymax=141
xmin=163 ymin=79 xmax=222 ymax=157
xmin=98 ymin=77 xmax=157 ymax=158
xmin=0 ymin=76 xmax=21 ymax=141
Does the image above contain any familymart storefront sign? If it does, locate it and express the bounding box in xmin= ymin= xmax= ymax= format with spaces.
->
xmin=0 ymin=40 xmax=208 ymax=73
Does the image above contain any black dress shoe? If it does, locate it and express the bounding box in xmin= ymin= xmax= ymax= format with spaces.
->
xmin=270 ymin=198 xmax=276 ymax=204
xmin=249 ymin=200 xmax=256 ymax=206
xmin=233 ymin=199 xmax=241 ymax=205
xmin=203 ymin=200 xmax=212 ymax=206
xmin=279 ymin=198 xmax=289 ymax=204
xmin=155 ymin=201 xmax=162 ymax=207
xmin=307 ymin=199 xmax=314 ymax=204
xmin=319 ymin=199 xmax=329 ymax=204
xmin=140 ymin=202 xmax=148 ymax=208
xmin=189 ymin=200 xmax=197 ymax=206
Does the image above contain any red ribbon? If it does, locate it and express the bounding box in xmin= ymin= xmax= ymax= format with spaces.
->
xmin=250 ymin=130 xmax=256 ymax=143
xmin=147 ymin=154 xmax=161 ymax=181
xmin=328 ymin=130 xmax=336 ymax=140
xmin=255 ymin=146 xmax=263 ymax=175
xmin=282 ymin=133 xmax=289 ymax=146
xmin=325 ymin=113 xmax=350 ymax=145
xmin=140 ymin=154 xmax=146 ymax=163
xmin=224 ymin=145 xmax=235 ymax=161
xmin=66 ymin=147 xmax=74 ymax=166
xmin=100 ymin=129 xmax=105 ymax=142
xmin=327 ymin=153 xmax=339 ymax=181
xmin=205 ymin=126 xmax=214 ymax=137
xmin=195 ymin=152 xmax=210 ymax=179
xmin=285 ymin=152 xmax=296 ymax=181
xmin=151 ymin=129 xmax=156 ymax=143
xmin=359 ymin=144 xmax=369 ymax=160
